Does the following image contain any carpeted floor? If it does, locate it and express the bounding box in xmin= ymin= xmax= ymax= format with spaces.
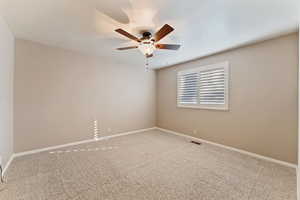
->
xmin=0 ymin=130 xmax=297 ymax=200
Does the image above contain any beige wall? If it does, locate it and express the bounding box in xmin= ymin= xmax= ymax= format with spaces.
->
xmin=14 ymin=39 xmax=156 ymax=153
xmin=0 ymin=16 xmax=14 ymax=168
xmin=157 ymin=33 xmax=298 ymax=164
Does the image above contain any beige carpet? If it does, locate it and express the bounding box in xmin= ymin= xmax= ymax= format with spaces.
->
xmin=0 ymin=130 xmax=296 ymax=200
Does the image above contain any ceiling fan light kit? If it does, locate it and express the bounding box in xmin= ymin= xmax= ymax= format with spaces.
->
xmin=138 ymin=39 xmax=156 ymax=57
xmin=115 ymin=24 xmax=181 ymax=70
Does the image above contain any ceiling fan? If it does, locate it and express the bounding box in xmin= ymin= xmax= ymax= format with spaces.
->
xmin=115 ymin=24 xmax=181 ymax=58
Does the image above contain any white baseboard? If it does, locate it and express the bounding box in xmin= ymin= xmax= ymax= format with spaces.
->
xmin=14 ymin=127 xmax=156 ymax=158
xmin=3 ymin=154 xmax=15 ymax=175
xmin=156 ymin=127 xmax=297 ymax=169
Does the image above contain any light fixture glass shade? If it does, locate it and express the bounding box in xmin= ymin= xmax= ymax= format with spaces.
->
xmin=138 ymin=40 xmax=155 ymax=56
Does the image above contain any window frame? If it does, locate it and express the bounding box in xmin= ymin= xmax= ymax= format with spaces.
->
xmin=177 ymin=61 xmax=229 ymax=111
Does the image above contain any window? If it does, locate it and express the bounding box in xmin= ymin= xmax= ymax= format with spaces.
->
xmin=177 ymin=62 xmax=229 ymax=110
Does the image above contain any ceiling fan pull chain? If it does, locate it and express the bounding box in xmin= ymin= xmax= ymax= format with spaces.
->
xmin=145 ymin=57 xmax=149 ymax=72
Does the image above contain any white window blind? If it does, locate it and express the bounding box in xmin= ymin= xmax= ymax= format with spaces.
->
xmin=177 ymin=62 xmax=229 ymax=110
xmin=178 ymin=72 xmax=199 ymax=104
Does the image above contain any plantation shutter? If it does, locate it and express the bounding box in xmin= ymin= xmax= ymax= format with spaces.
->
xmin=177 ymin=72 xmax=199 ymax=104
xmin=177 ymin=62 xmax=229 ymax=110
xmin=198 ymin=68 xmax=225 ymax=105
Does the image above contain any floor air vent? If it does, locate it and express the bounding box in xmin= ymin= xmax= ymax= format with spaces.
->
xmin=190 ymin=141 xmax=201 ymax=145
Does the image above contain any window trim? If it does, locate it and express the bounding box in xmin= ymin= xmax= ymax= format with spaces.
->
xmin=177 ymin=61 xmax=229 ymax=111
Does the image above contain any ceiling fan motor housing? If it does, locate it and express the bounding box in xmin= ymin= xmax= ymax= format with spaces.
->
xmin=142 ymin=32 xmax=152 ymax=39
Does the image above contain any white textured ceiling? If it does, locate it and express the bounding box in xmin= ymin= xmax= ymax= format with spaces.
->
xmin=0 ymin=0 xmax=299 ymax=69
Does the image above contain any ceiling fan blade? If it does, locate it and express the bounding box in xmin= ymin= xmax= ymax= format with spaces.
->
xmin=115 ymin=29 xmax=141 ymax=42
xmin=156 ymin=44 xmax=181 ymax=50
xmin=116 ymin=46 xmax=138 ymax=50
xmin=154 ymin=24 xmax=174 ymax=42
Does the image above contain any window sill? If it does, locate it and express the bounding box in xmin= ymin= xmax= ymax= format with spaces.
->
xmin=177 ymin=104 xmax=229 ymax=111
